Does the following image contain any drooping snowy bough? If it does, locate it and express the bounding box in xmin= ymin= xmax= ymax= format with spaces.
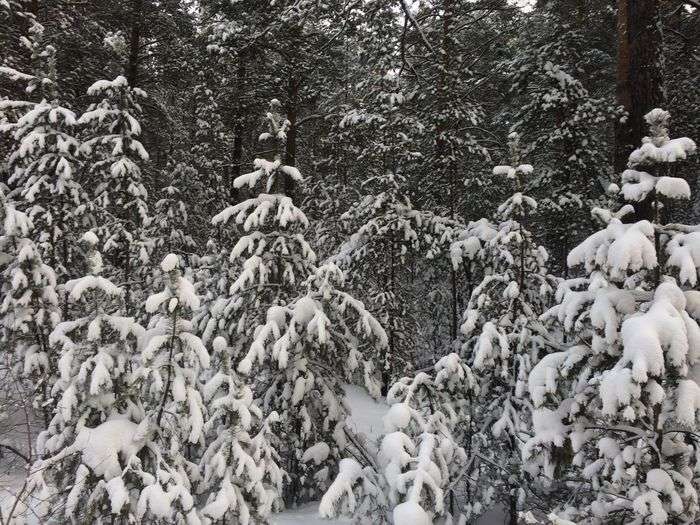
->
xmin=321 ymin=353 xmax=477 ymax=524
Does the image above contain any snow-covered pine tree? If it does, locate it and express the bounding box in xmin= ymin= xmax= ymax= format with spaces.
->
xmin=238 ymin=262 xmax=388 ymax=505
xmin=199 ymin=335 xmax=284 ymax=523
xmin=151 ymin=161 xmax=198 ymax=263
xmin=458 ymin=133 xmax=555 ymax=523
xmin=206 ymin=99 xmax=307 ymax=365
xmin=31 ymin=231 xmax=145 ymax=522
xmin=131 ymin=253 xmax=209 ymax=523
xmin=210 ymin=101 xmax=388 ymax=505
xmin=0 ymin=191 xmax=60 ymax=425
xmin=0 ymin=22 xmax=93 ymax=286
xmin=320 ymin=352 xmax=477 ymax=524
xmin=525 ymin=109 xmax=699 ymax=523
xmin=79 ymin=75 xmax=150 ymax=315
xmin=335 ymin=170 xmax=456 ymax=393
xmin=503 ymin=6 xmax=622 ymax=269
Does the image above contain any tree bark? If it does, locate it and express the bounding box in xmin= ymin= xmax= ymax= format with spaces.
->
xmin=615 ymin=0 xmax=632 ymax=173
xmin=126 ymin=0 xmax=144 ymax=87
xmin=284 ymin=76 xmax=299 ymax=199
xmin=231 ymin=59 xmax=247 ymax=202
xmin=615 ymin=0 xmax=664 ymax=174
xmin=616 ymin=0 xmax=664 ymax=222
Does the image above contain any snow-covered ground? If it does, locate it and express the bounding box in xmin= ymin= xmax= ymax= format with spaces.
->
xmin=272 ymin=502 xmax=350 ymax=525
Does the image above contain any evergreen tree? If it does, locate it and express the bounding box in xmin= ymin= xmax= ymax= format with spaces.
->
xmin=206 ymin=100 xmax=307 ymax=365
xmin=151 ymin=161 xmax=198 ymax=262
xmin=199 ymin=335 xmax=284 ymax=523
xmin=457 ymin=133 xmax=555 ymax=523
xmin=79 ymin=75 xmax=150 ymax=314
xmin=0 ymin=22 xmax=93 ymax=285
xmin=32 ymin=231 xmax=144 ymax=522
xmin=238 ymin=263 xmax=387 ymax=504
xmin=0 ymin=191 xmax=60 ymax=424
xmin=131 ymin=253 xmax=209 ymax=523
xmin=525 ymin=109 xmax=698 ymax=523
xmin=321 ymin=353 xmax=478 ymax=524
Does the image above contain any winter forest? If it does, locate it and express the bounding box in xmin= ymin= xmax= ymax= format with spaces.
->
xmin=0 ymin=0 xmax=699 ymax=524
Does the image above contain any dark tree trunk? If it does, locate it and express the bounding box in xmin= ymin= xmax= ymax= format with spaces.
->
xmin=615 ymin=0 xmax=632 ymax=173
xmin=615 ymin=0 xmax=665 ymax=168
xmin=284 ymin=76 xmax=299 ymax=199
xmin=615 ymin=0 xmax=664 ymax=221
xmin=126 ymin=0 xmax=144 ymax=87
xmin=231 ymin=59 xmax=247 ymax=202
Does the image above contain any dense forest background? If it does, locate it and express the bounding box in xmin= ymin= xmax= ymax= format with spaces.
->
xmin=0 ymin=0 xmax=699 ymax=524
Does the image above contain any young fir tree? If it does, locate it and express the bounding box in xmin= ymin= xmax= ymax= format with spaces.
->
xmin=199 ymin=336 xmax=284 ymax=523
xmin=31 ymin=231 xmax=145 ymax=522
xmin=336 ymin=169 xmax=457 ymax=393
xmin=525 ymin=109 xmax=699 ymax=524
xmin=320 ymin=353 xmax=477 ymax=524
xmin=132 ymin=253 xmax=209 ymax=523
xmin=79 ymin=75 xmax=150 ymax=315
xmin=0 ymin=192 xmax=60 ymax=424
xmin=0 ymin=22 xmax=93 ymax=286
xmin=212 ymin=101 xmax=388 ymax=505
xmin=238 ymin=262 xmax=387 ymax=505
xmin=206 ymin=100 xmax=307 ymax=363
xmin=151 ymin=161 xmax=198 ymax=263
xmin=457 ymin=133 xmax=555 ymax=524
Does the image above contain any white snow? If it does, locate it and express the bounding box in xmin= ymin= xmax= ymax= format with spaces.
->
xmin=160 ymin=253 xmax=179 ymax=272
xmin=272 ymin=502 xmax=350 ymax=524
xmin=342 ymin=384 xmax=388 ymax=442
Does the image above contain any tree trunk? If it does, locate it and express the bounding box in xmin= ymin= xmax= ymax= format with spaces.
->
xmin=126 ymin=0 xmax=144 ymax=87
xmin=615 ymin=0 xmax=664 ymax=221
xmin=614 ymin=0 xmax=632 ymax=173
xmin=231 ymin=59 xmax=247 ymax=202
xmin=284 ymin=76 xmax=299 ymax=199
xmin=615 ymin=0 xmax=664 ymax=168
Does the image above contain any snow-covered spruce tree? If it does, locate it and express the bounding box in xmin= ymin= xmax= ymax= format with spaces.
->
xmin=320 ymin=353 xmax=477 ymax=524
xmin=31 ymin=231 xmax=145 ymax=522
xmin=0 ymin=191 xmax=61 ymax=427
xmin=199 ymin=335 xmax=284 ymax=523
xmin=192 ymin=237 xmax=234 ymax=347
xmin=131 ymin=253 xmax=209 ymax=523
xmin=151 ymin=161 xmax=198 ymax=263
xmin=79 ymin=75 xmax=150 ymax=315
xmin=206 ymin=100 xmax=307 ymax=364
xmin=524 ymin=109 xmax=699 ymax=524
xmin=336 ymin=170 xmax=456 ymax=393
xmin=237 ymin=262 xmax=387 ymax=505
xmin=458 ymin=133 xmax=555 ymax=523
xmin=0 ymin=23 xmax=93 ymax=285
